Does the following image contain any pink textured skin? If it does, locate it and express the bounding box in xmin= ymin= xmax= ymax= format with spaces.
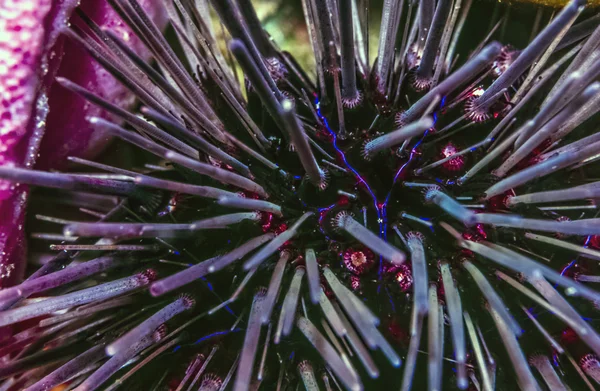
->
xmin=0 ymin=0 xmax=164 ymax=288
xmin=37 ymin=0 xmax=166 ymax=168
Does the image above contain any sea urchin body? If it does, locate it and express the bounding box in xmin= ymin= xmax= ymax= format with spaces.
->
xmin=1 ymin=0 xmax=600 ymax=390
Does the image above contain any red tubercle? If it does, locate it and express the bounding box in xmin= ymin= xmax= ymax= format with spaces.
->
xmin=386 ymin=317 xmax=410 ymax=347
xmin=458 ymin=220 xmax=488 ymax=257
xmin=342 ymin=247 xmax=375 ymax=275
xmin=462 ymin=224 xmax=487 ymax=243
xmin=260 ymin=212 xmax=274 ymax=232
xmin=440 ymin=142 xmax=466 ymax=173
xmin=589 ymin=235 xmax=600 ymax=249
xmin=260 ymin=211 xmax=287 ymax=237
xmin=275 ymin=223 xmax=287 ymax=235
xmin=561 ymin=327 xmax=579 ymax=345
xmin=321 ymin=277 xmax=335 ymax=299
xmin=475 ymin=224 xmax=488 ymax=240
xmin=275 ymin=222 xmax=288 ymax=236
xmin=241 ymin=191 xmax=261 ymax=200
xmin=138 ymin=269 xmax=158 ymax=284
xmin=436 ymin=275 xmax=446 ymax=300
xmin=274 ymin=222 xmax=292 ymax=249
xmin=515 ymin=138 xmax=553 ymax=170
xmin=559 ymin=327 xmax=592 ymax=362
xmin=168 ymin=378 xmax=183 ymax=391
xmin=486 ymin=189 xmax=515 ymax=212
xmin=349 ymin=275 xmax=361 ymax=291
xmin=459 ymin=233 xmax=477 ymax=257
xmin=560 ymin=261 xmax=582 ymax=280
xmin=392 ymin=264 xmax=413 ymax=293
xmin=337 ymin=196 xmax=350 ymax=206
xmin=380 ymin=262 xmax=397 ymax=275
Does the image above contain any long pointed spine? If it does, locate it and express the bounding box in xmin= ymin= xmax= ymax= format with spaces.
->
xmin=280 ymin=100 xmax=326 ymax=188
xmin=474 ymin=0 xmax=586 ymax=111
xmin=487 ymin=306 xmax=542 ymax=391
xmin=339 ymin=0 xmax=359 ymax=102
xmin=415 ymin=0 xmax=452 ymax=89
xmin=297 ymin=316 xmax=363 ymax=391
xmin=440 ymin=262 xmax=468 ymax=389
xmin=305 ymin=249 xmax=321 ymax=304
xmin=233 ymin=291 xmax=265 ymax=391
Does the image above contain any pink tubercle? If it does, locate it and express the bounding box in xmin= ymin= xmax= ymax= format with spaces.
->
xmin=392 ymin=264 xmax=413 ymax=293
xmin=349 ymin=275 xmax=361 ymax=291
xmin=342 ymin=246 xmax=375 ymax=275
xmin=440 ymin=142 xmax=465 ymax=173
xmin=486 ymin=189 xmax=515 ymax=212
xmin=462 ymin=224 xmax=488 ymax=243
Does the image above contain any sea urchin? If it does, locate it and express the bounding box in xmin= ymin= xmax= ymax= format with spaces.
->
xmin=2 ymin=0 xmax=600 ymax=390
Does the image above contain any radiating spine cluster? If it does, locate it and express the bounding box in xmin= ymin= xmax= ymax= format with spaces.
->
xmin=1 ymin=0 xmax=600 ymax=390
